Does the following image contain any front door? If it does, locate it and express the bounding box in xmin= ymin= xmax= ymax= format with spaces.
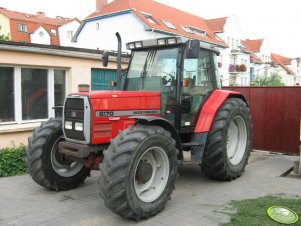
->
xmin=180 ymin=49 xmax=216 ymax=127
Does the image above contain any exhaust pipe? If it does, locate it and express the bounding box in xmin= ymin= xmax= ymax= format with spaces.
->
xmin=116 ymin=32 xmax=122 ymax=90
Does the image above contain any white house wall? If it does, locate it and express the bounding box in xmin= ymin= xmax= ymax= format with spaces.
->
xmin=216 ymin=16 xmax=250 ymax=86
xmin=59 ymin=20 xmax=81 ymax=47
xmin=30 ymin=26 xmax=51 ymax=45
xmin=0 ymin=14 xmax=10 ymax=38
xmin=75 ymin=13 xmax=168 ymax=51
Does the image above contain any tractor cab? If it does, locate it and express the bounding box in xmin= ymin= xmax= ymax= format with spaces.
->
xmin=123 ymin=37 xmax=221 ymax=130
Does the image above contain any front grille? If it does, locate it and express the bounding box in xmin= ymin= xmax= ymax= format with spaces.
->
xmin=64 ymin=97 xmax=86 ymax=141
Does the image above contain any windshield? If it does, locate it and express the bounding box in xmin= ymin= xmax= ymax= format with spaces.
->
xmin=125 ymin=48 xmax=179 ymax=91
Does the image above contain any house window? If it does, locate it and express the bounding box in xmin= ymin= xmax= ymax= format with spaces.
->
xmin=189 ymin=27 xmax=206 ymax=37
xmin=96 ymin=22 xmax=100 ymax=30
xmin=50 ymin=29 xmax=57 ymax=36
xmin=0 ymin=67 xmax=66 ymax=125
xmin=180 ymin=25 xmax=193 ymax=34
xmin=141 ymin=13 xmax=156 ymax=24
xmin=21 ymin=68 xmax=48 ymax=120
xmin=54 ymin=70 xmax=66 ymax=106
xmin=250 ymin=67 xmax=255 ymax=82
xmin=161 ymin=20 xmax=176 ymax=29
xmin=67 ymin=30 xmax=73 ymax=39
xmin=39 ymin=31 xmax=44 ymax=37
xmin=18 ymin=24 xmax=27 ymax=32
xmin=0 ymin=67 xmax=14 ymax=122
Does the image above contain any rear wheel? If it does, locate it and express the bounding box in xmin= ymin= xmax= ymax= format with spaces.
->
xmin=99 ymin=125 xmax=178 ymax=220
xmin=26 ymin=118 xmax=90 ymax=190
xmin=201 ymin=98 xmax=252 ymax=181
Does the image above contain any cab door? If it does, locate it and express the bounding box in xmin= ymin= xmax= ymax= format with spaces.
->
xmin=180 ymin=49 xmax=217 ymax=127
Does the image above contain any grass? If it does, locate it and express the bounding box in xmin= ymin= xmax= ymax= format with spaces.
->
xmin=0 ymin=146 xmax=27 ymax=177
xmin=221 ymin=195 xmax=301 ymax=226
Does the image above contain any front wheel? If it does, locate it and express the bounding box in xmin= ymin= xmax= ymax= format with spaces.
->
xmin=26 ymin=118 xmax=90 ymax=190
xmin=99 ymin=125 xmax=178 ymax=220
xmin=201 ymin=98 xmax=252 ymax=181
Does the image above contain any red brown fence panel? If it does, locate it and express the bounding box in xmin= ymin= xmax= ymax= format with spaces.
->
xmin=223 ymin=87 xmax=301 ymax=155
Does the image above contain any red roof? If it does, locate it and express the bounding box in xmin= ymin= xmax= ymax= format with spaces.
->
xmin=206 ymin=17 xmax=227 ymax=33
xmin=241 ymin=39 xmax=262 ymax=52
xmin=86 ymin=0 xmax=226 ymax=47
xmin=250 ymin=54 xmax=264 ymax=64
xmin=0 ymin=8 xmax=81 ymax=45
xmin=271 ymin=53 xmax=294 ymax=75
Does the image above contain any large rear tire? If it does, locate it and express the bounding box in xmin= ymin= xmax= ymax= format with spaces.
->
xmin=26 ymin=118 xmax=90 ymax=190
xmin=99 ymin=125 xmax=178 ymax=220
xmin=201 ymin=98 xmax=252 ymax=181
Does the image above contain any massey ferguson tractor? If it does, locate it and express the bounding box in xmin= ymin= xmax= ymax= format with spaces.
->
xmin=26 ymin=34 xmax=252 ymax=220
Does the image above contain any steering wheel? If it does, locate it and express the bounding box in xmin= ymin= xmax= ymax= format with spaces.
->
xmin=162 ymin=72 xmax=175 ymax=86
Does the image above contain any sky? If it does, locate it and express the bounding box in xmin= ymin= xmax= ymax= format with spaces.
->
xmin=1 ymin=0 xmax=300 ymax=58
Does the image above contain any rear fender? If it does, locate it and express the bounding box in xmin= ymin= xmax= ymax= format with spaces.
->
xmin=195 ymin=90 xmax=248 ymax=133
xmin=131 ymin=116 xmax=183 ymax=160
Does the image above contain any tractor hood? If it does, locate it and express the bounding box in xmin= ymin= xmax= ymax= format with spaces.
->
xmin=68 ymin=90 xmax=161 ymax=112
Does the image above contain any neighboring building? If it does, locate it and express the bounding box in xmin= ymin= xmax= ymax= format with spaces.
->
xmin=206 ymin=16 xmax=250 ymax=86
xmin=0 ymin=40 xmax=128 ymax=148
xmin=0 ymin=7 xmax=81 ymax=46
xmin=271 ymin=53 xmax=295 ymax=86
xmin=241 ymin=38 xmax=272 ymax=85
xmin=73 ymin=0 xmax=226 ymax=51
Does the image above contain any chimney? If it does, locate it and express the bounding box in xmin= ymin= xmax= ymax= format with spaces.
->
xmin=96 ymin=0 xmax=108 ymax=11
xmin=37 ymin=12 xmax=45 ymax=20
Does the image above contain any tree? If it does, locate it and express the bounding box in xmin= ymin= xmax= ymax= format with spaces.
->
xmin=251 ymin=73 xmax=285 ymax=86
xmin=0 ymin=34 xmax=10 ymax=41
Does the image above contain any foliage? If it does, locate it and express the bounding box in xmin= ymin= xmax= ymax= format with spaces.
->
xmin=251 ymin=73 xmax=285 ymax=86
xmin=0 ymin=33 xmax=10 ymax=41
xmin=221 ymin=195 xmax=301 ymax=226
xmin=0 ymin=146 xmax=27 ymax=177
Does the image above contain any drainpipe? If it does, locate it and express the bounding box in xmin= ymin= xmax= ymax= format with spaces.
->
xmin=116 ymin=32 xmax=122 ymax=90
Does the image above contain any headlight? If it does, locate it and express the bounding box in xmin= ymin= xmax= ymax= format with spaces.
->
xmin=75 ymin=122 xmax=84 ymax=131
xmin=65 ymin=121 xmax=72 ymax=130
xmin=135 ymin=42 xmax=143 ymax=48
xmin=157 ymin=39 xmax=166 ymax=45
xmin=128 ymin=43 xmax=135 ymax=49
xmin=167 ymin=38 xmax=177 ymax=45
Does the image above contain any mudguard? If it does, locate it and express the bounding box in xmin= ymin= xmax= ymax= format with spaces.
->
xmin=131 ymin=116 xmax=183 ymax=160
xmin=195 ymin=90 xmax=248 ymax=133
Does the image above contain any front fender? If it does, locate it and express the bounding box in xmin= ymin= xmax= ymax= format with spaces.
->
xmin=131 ymin=116 xmax=183 ymax=160
xmin=195 ymin=90 xmax=248 ymax=133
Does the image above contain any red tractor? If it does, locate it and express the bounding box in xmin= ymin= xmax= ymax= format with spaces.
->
xmin=26 ymin=35 xmax=252 ymax=220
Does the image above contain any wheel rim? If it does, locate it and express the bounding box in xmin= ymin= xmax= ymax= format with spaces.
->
xmin=50 ymin=136 xmax=83 ymax=177
xmin=134 ymin=146 xmax=169 ymax=203
xmin=226 ymin=115 xmax=248 ymax=165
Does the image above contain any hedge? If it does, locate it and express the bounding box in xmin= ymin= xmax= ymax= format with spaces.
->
xmin=0 ymin=146 xmax=27 ymax=177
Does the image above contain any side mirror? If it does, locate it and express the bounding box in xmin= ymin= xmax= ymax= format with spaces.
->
xmin=102 ymin=52 xmax=109 ymax=67
xmin=186 ymin=40 xmax=200 ymax=59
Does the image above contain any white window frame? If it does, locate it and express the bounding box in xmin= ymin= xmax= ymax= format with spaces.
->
xmin=0 ymin=65 xmax=67 ymax=126
xmin=67 ymin=30 xmax=73 ymax=39
xmin=18 ymin=24 xmax=27 ymax=32
xmin=141 ymin=12 xmax=156 ymax=24
xmin=161 ymin=19 xmax=176 ymax=29
xmin=189 ymin=26 xmax=206 ymax=37
xmin=50 ymin=28 xmax=57 ymax=36
xmin=180 ymin=25 xmax=193 ymax=34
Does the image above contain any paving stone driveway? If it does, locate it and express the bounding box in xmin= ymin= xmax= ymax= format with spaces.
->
xmin=0 ymin=152 xmax=300 ymax=226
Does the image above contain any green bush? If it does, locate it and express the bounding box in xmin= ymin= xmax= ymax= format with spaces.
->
xmin=0 ymin=146 xmax=27 ymax=177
